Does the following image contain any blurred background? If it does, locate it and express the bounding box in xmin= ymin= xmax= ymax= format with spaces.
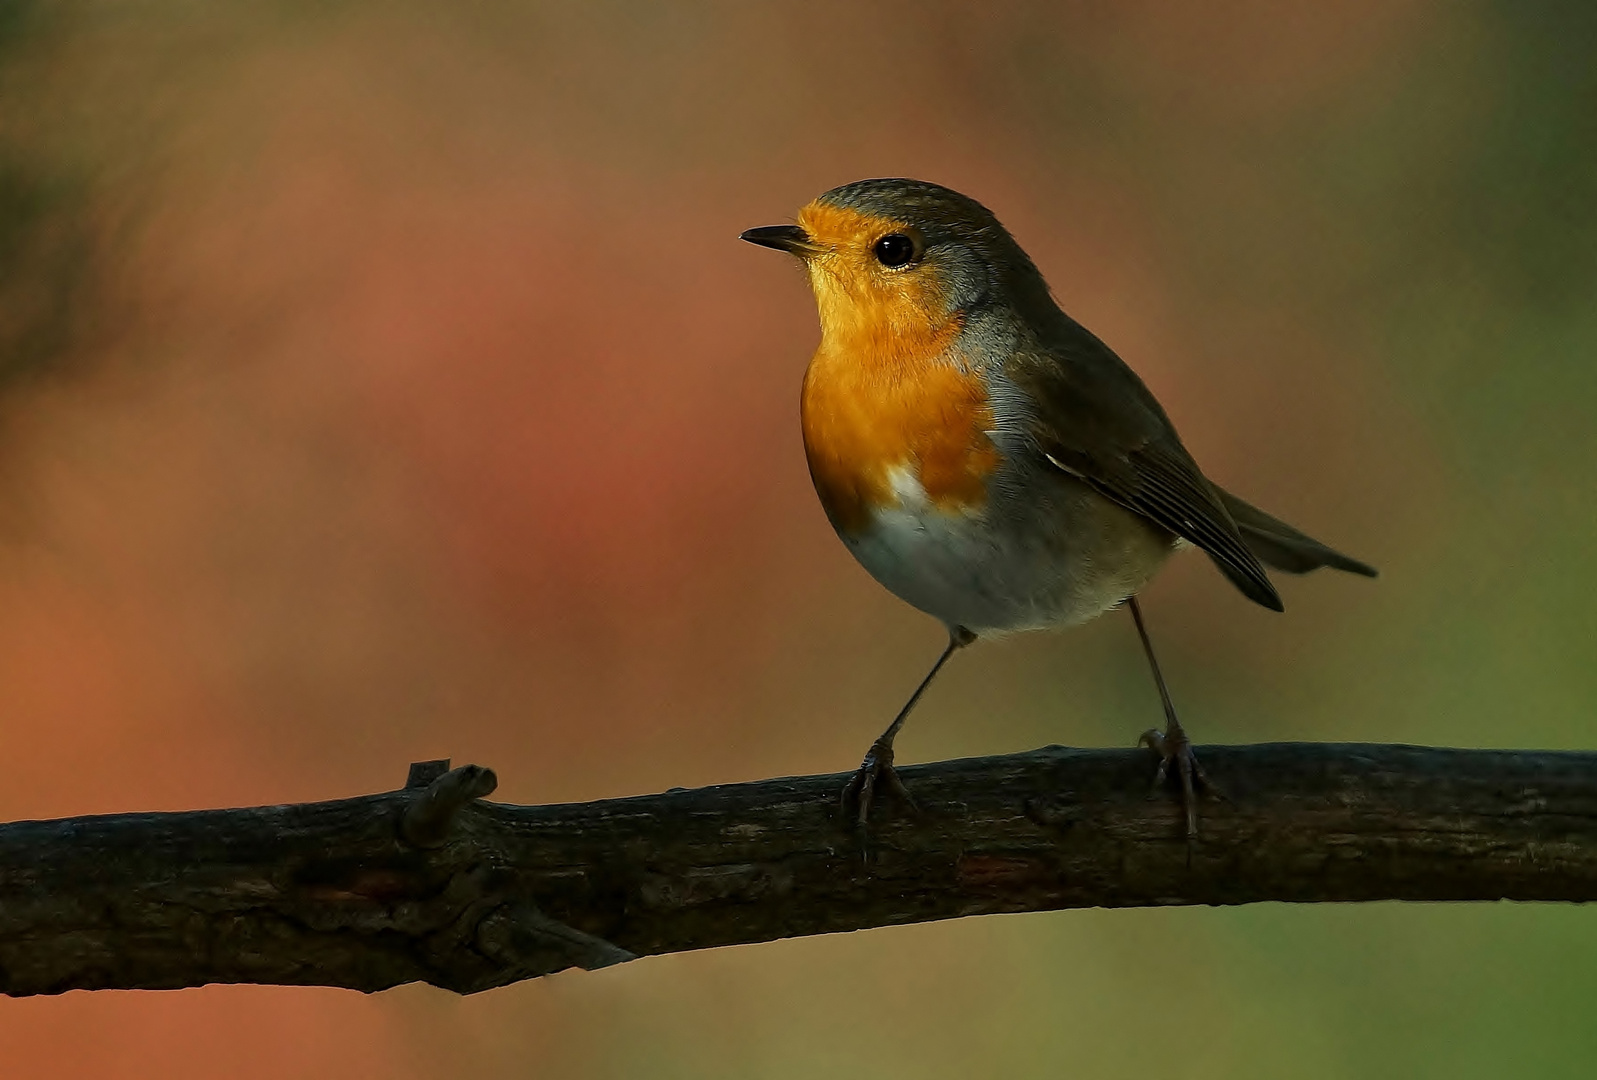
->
xmin=2 ymin=0 xmax=1595 ymax=1076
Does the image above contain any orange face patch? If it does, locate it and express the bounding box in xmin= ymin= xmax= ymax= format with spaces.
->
xmin=795 ymin=202 xmax=951 ymax=359
xmin=794 ymin=202 xmax=1000 ymax=535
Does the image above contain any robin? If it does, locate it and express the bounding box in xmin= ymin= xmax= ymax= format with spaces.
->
xmin=741 ymin=178 xmax=1375 ymax=837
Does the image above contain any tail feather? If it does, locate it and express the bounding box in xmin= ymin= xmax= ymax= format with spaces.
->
xmin=1216 ymin=488 xmax=1378 ymax=579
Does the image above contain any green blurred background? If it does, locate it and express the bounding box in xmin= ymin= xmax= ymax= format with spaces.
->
xmin=2 ymin=1 xmax=1596 ymax=1076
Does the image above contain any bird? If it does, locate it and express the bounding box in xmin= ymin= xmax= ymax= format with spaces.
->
xmin=740 ymin=178 xmax=1375 ymax=837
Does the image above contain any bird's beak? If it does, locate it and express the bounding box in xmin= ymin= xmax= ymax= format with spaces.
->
xmin=739 ymin=224 xmax=816 ymax=257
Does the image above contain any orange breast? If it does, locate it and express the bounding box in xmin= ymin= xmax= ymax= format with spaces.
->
xmin=791 ymin=199 xmax=1002 ymax=536
xmin=800 ymin=329 xmax=1001 ymax=537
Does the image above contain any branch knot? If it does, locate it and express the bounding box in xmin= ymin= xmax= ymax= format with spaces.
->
xmin=401 ymin=759 xmax=499 ymax=848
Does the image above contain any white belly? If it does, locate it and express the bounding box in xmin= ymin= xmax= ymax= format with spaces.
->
xmin=840 ymin=465 xmax=1175 ymax=635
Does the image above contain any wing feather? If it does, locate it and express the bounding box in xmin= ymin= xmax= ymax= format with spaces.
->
xmin=1007 ymin=319 xmax=1283 ymax=611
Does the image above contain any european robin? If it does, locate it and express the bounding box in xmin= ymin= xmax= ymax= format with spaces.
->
xmin=741 ymin=178 xmax=1375 ymax=837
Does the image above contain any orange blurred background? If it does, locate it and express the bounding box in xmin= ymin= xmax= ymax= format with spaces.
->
xmin=3 ymin=2 xmax=1597 ymax=1076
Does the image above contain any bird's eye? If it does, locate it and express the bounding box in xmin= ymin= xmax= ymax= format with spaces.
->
xmin=872 ymin=233 xmax=917 ymax=268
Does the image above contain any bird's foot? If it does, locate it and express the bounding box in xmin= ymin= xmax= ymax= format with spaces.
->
xmin=841 ymin=737 xmax=917 ymax=831
xmin=1138 ymin=724 xmax=1220 ymax=838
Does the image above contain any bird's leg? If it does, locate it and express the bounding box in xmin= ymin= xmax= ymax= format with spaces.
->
xmin=843 ymin=627 xmax=973 ymax=831
xmin=1127 ymin=596 xmax=1215 ymax=837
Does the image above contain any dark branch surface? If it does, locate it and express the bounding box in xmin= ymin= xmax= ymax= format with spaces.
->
xmin=3 ymin=743 xmax=1597 ymax=997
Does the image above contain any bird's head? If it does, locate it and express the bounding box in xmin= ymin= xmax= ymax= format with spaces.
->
xmin=741 ymin=178 xmax=1053 ymax=353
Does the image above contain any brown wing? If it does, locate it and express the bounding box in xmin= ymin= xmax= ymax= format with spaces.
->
xmin=1006 ymin=318 xmax=1283 ymax=612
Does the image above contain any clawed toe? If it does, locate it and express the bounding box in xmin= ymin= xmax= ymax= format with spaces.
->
xmin=841 ymin=738 xmax=917 ymax=829
xmin=1139 ymin=725 xmax=1219 ymax=838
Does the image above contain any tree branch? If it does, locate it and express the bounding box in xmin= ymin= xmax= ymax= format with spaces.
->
xmin=3 ymin=743 xmax=1595 ymax=997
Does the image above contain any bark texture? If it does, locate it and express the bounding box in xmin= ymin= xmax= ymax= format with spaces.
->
xmin=2 ymin=743 xmax=1595 ymax=997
